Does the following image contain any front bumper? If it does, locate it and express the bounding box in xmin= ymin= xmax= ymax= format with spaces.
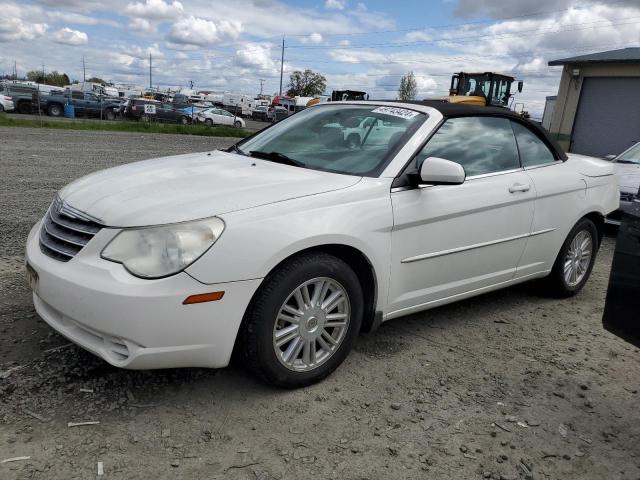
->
xmin=25 ymin=221 xmax=261 ymax=369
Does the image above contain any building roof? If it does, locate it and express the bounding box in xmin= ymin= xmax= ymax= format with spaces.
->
xmin=548 ymin=47 xmax=640 ymax=66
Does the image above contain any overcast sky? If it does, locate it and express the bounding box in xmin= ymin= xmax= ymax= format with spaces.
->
xmin=2 ymin=0 xmax=640 ymax=116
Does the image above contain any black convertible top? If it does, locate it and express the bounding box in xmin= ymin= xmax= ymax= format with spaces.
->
xmin=382 ymin=99 xmax=568 ymax=161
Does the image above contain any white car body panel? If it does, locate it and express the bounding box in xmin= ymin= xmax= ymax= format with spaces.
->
xmin=1 ymin=95 xmax=15 ymax=112
xmin=388 ymin=169 xmax=536 ymax=317
xmin=25 ymin=101 xmax=619 ymax=370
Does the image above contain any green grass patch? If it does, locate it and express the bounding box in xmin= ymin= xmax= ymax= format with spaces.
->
xmin=0 ymin=114 xmax=251 ymax=138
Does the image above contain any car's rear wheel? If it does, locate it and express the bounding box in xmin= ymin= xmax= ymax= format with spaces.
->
xmin=180 ymin=116 xmax=189 ymax=125
xmin=205 ymin=118 xmax=213 ymax=127
xmin=105 ymin=109 xmax=116 ymax=121
xmin=0 ymin=104 xmax=4 ymax=113
xmin=48 ymin=104 xmax=63 ymax=117
xmin=241 ymin=252 xmax=363 ymax=388
xmin=234 ymin=120 xmax=242 ymax=128
xmin=543 ymin=218 xmax=598 ymax=297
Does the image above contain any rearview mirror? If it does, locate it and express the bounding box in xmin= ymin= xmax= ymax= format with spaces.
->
xmin=419 ymin=157 xmax=466 ymax=185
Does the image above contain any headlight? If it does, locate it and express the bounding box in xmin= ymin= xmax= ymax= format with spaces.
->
xmin=101 ymin=217 xmax=225 ymax=279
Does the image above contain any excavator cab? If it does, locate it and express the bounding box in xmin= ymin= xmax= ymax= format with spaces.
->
xmin=448 ymin=72 xmax=522 ymax=108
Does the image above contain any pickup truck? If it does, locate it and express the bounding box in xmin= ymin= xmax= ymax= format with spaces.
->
xmin=40 ymin=90 xmax=122 ymax=119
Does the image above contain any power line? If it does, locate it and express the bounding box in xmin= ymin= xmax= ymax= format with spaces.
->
xmin=282 ymin=0 xmax=635 ymax=38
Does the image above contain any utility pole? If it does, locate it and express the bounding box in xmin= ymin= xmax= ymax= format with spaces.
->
xmin=279 ymin=36 xmax=285 ymax=96
xmin=149 ymin=53 xmax=152 ymax=90
xmin=82 ymin=56 xmax=86 ymax=82
xmin=259 ymin=79 xmax=265 ymax=96
xmin=14 ymin=61 xmax=17 ymax=80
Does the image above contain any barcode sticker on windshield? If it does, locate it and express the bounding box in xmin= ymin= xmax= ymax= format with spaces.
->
xmin=371 ymin=106 xmax=419 ymax=119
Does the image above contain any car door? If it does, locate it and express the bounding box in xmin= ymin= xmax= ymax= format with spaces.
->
xmin=387 ymin=116 xmax=536 ymax=318
xmin=219 ymin=110 xmax=234 ymax=126
xmin=71 ymin=91 xmax=85 ymax=115
xmin=511 ymin=121 xmax=589 ymax=277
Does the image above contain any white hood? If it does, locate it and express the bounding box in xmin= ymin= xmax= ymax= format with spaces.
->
xmin=59 ymin=150 xmax=361 ymax=227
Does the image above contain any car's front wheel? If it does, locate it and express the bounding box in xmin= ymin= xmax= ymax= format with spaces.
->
xmin=234 ymin=120 xmax=242 ymax=128
xmin=241 ymin=252 xmax=363 ymax=388
xmin=543 ymin=218 xmax=599 ymax=297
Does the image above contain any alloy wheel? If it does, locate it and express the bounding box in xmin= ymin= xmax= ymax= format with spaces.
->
xmin=273 ymin=277 xmax=350 ymax=372
xmin=563 ymin=229 xmax=593 ymax=287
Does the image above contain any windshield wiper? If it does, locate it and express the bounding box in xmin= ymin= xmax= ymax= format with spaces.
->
xmin=616 ymin=159 xmax=639 ymax=164
xmin=226 ymin=144 xmax=247 ymax=156
xmin=249 ymin=150 xmax=306 ymax=168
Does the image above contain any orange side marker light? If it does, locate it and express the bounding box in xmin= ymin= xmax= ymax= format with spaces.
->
xmin=183 ymin=291 xmax=225 ymax=305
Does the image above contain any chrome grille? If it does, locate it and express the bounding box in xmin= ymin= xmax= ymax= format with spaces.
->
xmin=39 ymin=196 xmax=103 ymax=262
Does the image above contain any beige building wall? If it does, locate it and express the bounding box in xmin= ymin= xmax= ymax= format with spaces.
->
xmin=548 ymin=63 xmax=640 ymax=152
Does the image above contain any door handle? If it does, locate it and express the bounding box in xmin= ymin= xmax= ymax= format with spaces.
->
xmin=509 ymin=183 xmax=531 ymax=193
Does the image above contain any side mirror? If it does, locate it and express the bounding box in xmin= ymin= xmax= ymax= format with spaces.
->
xmin=604 ymin=154 xmax=616 ymax=161
xmin=419 ymin=157 xmax=466 ymax=185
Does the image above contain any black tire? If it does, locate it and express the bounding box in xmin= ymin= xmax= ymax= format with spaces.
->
xmin=234 ymin=120 xmax=242 ymax=128
xmin=140 ymin=114 xmax=150 ymax=122
xmin=543 ymin=218 xmax=599 ymax=297
xmin=18 ymin=102 xmax=31 ymax=114
xmin=346 ymin=133 xmax=361 ymax=149
xmin=180 ymin=116 xmax=189 ymax=125
xmin=48 ymin=104 xmax=63 ymax=117
xmin=105 ymin=109 xmax=116 ymax=121
xmin=0 ymin=104 xmax=4 ymax=113
xmin=205 ymin=118 xmax=213 ymax=127
xmin=240 ymin=252 xmax=363 ymax=388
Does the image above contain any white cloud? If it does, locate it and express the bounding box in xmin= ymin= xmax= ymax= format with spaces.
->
xmin=325 ymin=0 xmax=346 ymax=10
xmin=403 ymin=30 xmax=432 ymax=42
xmin=52 ymin=27 xmax=88 ymax=45
xmin=234 ymin=42 xmax=275 ymax=70
xmin=301 ymin=32 xmax=323 ymax=44
xmin=167 ymin=16 xmax=242 ymax=46
xmin=0 ymin=5 xmax=47 ymax=42
xmin=129 ymin=18 xmax=155 ymax=33
xmin=125 ymin=0 xmax=184 ymax=20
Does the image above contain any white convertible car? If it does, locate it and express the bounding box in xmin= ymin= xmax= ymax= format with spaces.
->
xmin=25 ymin=101 xmax=619 ymax=387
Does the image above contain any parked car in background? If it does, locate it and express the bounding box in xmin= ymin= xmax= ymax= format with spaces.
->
xmin=40 ymin=90 xmax=121 ymax=119
xmin=0 ymin=94 xmax=15 ymax=112
xmin=196 ymin=108 xmax=245 ymax=128
xmin=25 ymin=101 xmax=618 ymax=388
xmin=267 ymin=105 xmax=288 ymax=122
xmin=604 ymin=142 xmax=640 ymax=224
xmin=323 ymin=116 xmax=406 ymax=149
xmin=0 ymin=83 xmax=37 ymax=114
xmin=252 ymin=105 xmax=268 ymax=121
xmin=122 ymin=98 xmax=158 ymax=120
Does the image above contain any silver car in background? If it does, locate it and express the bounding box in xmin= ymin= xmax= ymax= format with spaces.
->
xmin=606 ymin=142 xmax=640 ymax=224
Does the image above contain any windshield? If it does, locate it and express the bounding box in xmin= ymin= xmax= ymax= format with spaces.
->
xmin=617 ymin=143 xmax=640 ymax=164
xmin=236 ymin=104 xmax=426 ymax=176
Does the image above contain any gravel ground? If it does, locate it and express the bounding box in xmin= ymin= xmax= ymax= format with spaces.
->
xmin=1 ymin=126 xmax=639 ymax=480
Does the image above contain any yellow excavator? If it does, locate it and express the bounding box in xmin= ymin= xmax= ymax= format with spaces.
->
xmin=447 ymin=72 xmax=523 ymax=110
